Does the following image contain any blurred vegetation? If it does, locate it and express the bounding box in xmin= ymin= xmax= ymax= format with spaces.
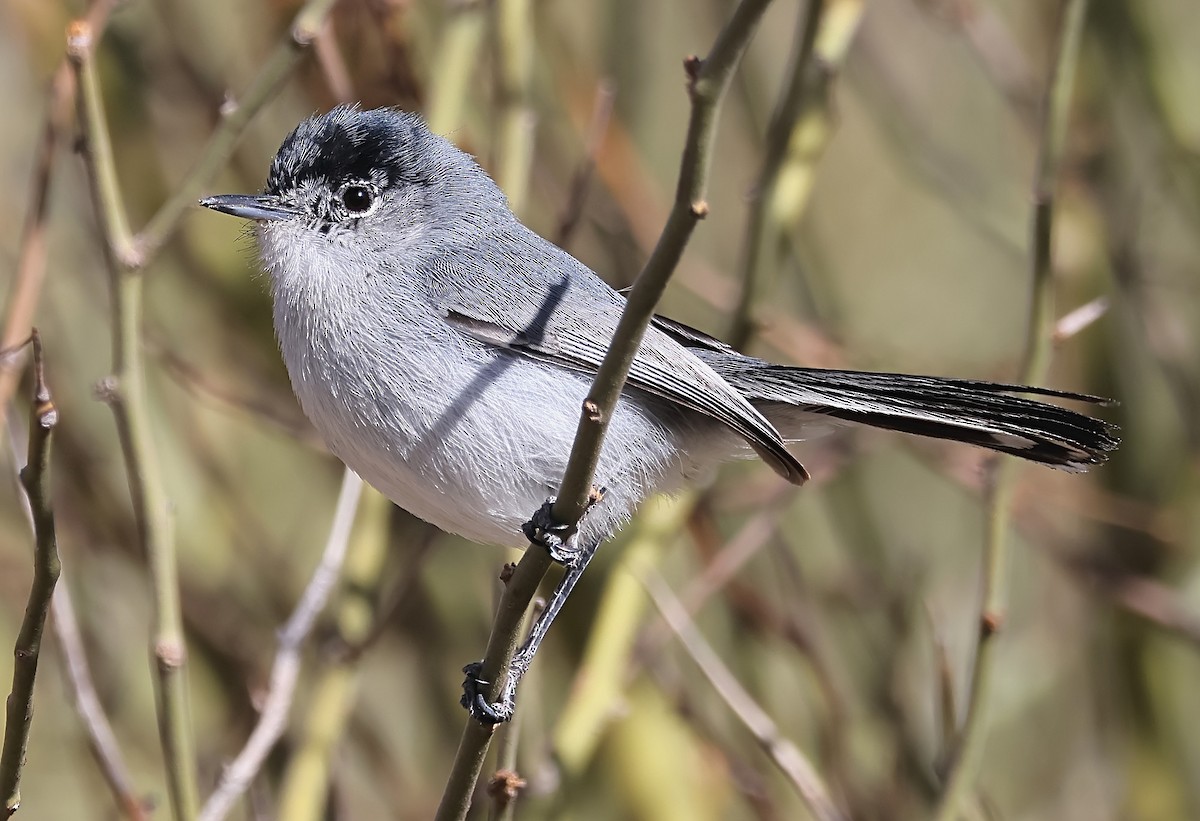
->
xmin=1 ymin=0 xmax=1199 ymax=819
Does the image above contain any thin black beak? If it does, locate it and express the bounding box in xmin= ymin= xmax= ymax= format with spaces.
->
xmin=199 ymin=194 xmax=298 ymax=222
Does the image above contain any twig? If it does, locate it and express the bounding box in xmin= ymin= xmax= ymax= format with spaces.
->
xmin=728 ymin=0 xmax=826 ymax=350
xmin=488 ymin=601 xmax=541 ymax=821
xmin=135 ymin=0 xmax=342 ymax=262
xmin=0 ymin=331 xmax=61 ymax=818
xmin=434 ymin=4 xmax=777 ymax=818
xmin=4 ymin=353 xmax=147 ymax=820
xmin=313 ymin=20 xmax=354 ymax=105
xmin=67 ymin=3 xmax=343 ymax=817
xmin=70 ymin=23 xmax=201 ymax=821
xmin=728 ymin=0 xmax=864 ymax=350
xmin=1052 ymin=296 xmax=1108 ymax=344
xmin=199 ymin=469 xmax=363 ymax=821
xmin=51 ymin=583 xmax=150 ymax=820
xmin=634 ymin=498 xmax=785 ymax=665
xmin=932 ymin=2 xmax=1090 ymax=818
xmin=0 ymin=0 xmax=120 ymax=434
xmin=640 ymin=568 xmax=845 ymax=821
xmin=554 ymin=81 xmax=615 ymax=248
xmin=273 ymin=486 xmax=391 ymax=821
xmin=495 ymin=0 xmax=536 ymax=217
xmin=924 ymin=602 xmax=958 ymax=771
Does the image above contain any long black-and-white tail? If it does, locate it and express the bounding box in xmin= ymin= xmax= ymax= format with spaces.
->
xmin=704 ymin=357 xmax=1119 ymax=472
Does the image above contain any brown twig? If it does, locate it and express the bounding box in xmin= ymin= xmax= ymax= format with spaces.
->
xmin=0 ymin=331 xmax=61 ymax=818
xmin=3 ymin=347 xmax=148 ymax=820
xmin=314 ymin=19 xmax=355 ymax=105
xmin=554 ymin=80 xmax=615 ymax=248
xmin=0 ymin=0 xmax=120 ymax=441
xmin=640 ymin=568 xmax=846 ymax=821
xmin=50 ymin=583 xmax=150 ymax=820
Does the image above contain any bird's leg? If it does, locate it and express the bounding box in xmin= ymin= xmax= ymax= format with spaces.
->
xmin=461 ymin=490 xmax=606 ymax=725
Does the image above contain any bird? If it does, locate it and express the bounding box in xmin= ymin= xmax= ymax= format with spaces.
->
xmin=200 ymin=105 xmax=1118 ymax=722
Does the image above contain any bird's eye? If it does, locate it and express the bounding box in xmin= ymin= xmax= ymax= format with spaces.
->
xmin=340 ymin=185 xmax=374 ymax=214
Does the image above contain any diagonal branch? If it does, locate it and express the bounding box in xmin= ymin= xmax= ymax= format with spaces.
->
xmin=639 ymin=567 xmax=845 ymax=821
xmin=198 ymin=470 xmax=363 ymax=821
xmin=434 ymin=2 xmax=777 ymax=819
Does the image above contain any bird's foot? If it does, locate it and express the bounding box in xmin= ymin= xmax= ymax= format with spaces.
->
xmin=460 ymin=660 xmax=522 ymax=725
xmin=521 ymin=488 xmax=606 ymax=565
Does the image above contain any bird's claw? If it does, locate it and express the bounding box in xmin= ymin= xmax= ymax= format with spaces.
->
xmin=522 ymin=498 xmax=578 ymax=564
xmin=521 ymin=488 xmax=606 ymax=565
xmin=460 ymin=661 xmax=517 ymax=725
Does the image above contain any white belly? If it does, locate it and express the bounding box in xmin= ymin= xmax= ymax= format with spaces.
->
xmin=282 ymin=321 xmax=700 ymax=548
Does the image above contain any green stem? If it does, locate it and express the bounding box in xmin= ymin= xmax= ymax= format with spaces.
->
xmin=71 ymin=32 xmax=199 ymax=821
xmin=932 ymin=2 xmax=1090 ymax=818
xmin=728 ymin=0 xmax=826 ymax=350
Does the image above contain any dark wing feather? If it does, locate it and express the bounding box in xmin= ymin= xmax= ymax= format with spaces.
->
xmin=428 ymin=228 xmax=809 ymax=484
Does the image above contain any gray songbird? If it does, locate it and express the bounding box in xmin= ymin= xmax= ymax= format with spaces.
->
xmin=201 ymin=105 xmax=1118 ymax=722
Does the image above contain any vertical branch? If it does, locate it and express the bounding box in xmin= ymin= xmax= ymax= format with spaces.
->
xmin=434 ymin=2 xmax=776 ymax=819
xmin=0 ymin=331 xmax=61 ymax=818
xmin=63 ymin=1 xmax=343 ymax=816
xmin=728 ymin=0 xmax=825 ymax=350
xmin=68 ymin=23 xmax=200 ymax=821
xmin=554 ymin=81 xmax=615 ymax=248
xmin=50 ymin=584 xmax=149 ymax=821
xmin=495 ymin=0 xmax=536 ymax=216
xmin=425 ymin=0 xmax=490 ymax=136
xmin=932 ymin=2 xmax=1090 ymax=818
xmin=0 ymin=63 xmax=76 ymax=436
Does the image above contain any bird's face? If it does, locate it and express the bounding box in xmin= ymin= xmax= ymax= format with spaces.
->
xmin=201 ymin=106 xmax=478 ymax=292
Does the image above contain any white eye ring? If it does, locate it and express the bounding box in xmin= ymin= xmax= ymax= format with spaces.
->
xmin=338 ymin=182 xmax=378 ymax=217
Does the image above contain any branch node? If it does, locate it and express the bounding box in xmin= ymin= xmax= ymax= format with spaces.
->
xmin=582 ymin=399 xmax=603 ymax=423
xmin=980 ymin=611 xmax=1004 ymax=638
xmin=92 ymin=376 xmax=120 ymax=405
xmin=154 ymin=639 xmax=188 ymax=670
xmin=65 ymin=20 xmax=93 ymax=62
xmin=292 ymin=21 xmax=322 ymax=47
xmin=499 ymin=562 xmax=517 ymax=585
xmin=486 ymin=768 xmax=527 ymax=806
xmin=691 ymin=200 xmax=710 ymax=219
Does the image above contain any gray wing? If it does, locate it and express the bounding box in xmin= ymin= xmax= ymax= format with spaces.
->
xmin=426 ymin=226 xmax=808 ymax=485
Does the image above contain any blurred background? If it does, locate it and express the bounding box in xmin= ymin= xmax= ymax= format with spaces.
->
xmin=1 ymin=0 xmax=1198 ymax=819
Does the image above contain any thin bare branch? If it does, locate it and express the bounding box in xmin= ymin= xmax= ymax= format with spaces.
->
xmin=435 ymin=4 xmax=778 ymax=818
xmin=1 ymin=331 xmax=61 ymax=818
xmin=199 ymin=469 xmax=363 ymax=821
xmin=933 ymin=2 xmax=1091 ymax=818
xmin=640 ymin=568 xmax=845 ymax=821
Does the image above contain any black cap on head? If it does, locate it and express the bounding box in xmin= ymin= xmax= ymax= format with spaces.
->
xmin=265 ymin=105 xmax=429 ymax=196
